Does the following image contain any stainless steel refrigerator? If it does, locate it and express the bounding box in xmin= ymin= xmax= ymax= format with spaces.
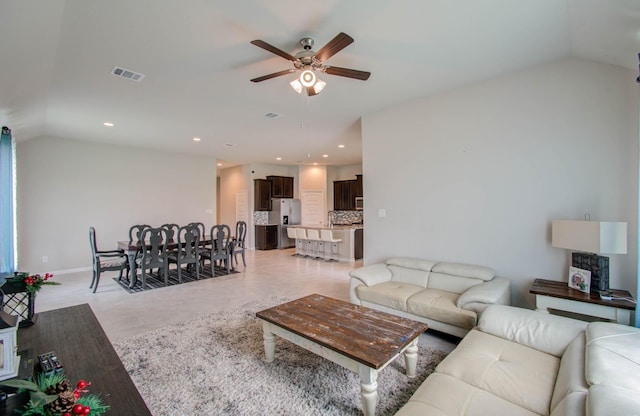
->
xmin=268 ymin=198 xmax=301 ymax=249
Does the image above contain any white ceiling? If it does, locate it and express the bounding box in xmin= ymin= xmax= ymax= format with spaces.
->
xmin=1 ymin=0 xmax=638 ymax=168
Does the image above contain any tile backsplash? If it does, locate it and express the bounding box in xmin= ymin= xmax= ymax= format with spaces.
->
xmin=253 ymin=211 xmax=268 ymax=225
xmin=330 ymin=210 xmax=363 ymax=225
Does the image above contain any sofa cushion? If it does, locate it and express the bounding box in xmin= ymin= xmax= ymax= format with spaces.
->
xmin=388 ymin=265 xmax=430 ymax=287
xmin=395 ymin=373 xmax=539 ymax=416
xmin=406 ymin=289 xmax=477 ymax=329
xmin=436 ymin=329 xmax=560 ymax=415
xmin=478 ymin=305 xmax=587 ymax=357
xmin=585 ymin=322 xmax=640 ymax=392
xmin=427 ymin=272 xmax=483 ymax=294
xmin=386 ymin=257 xmax=437 ymax=272
xmin=587 ymin=384 xmax=640 ymax=416
xmin=550 ymin=333 xmax=588 ymax=412
xmin=355 ymin=282 xmax=423 ymax=312
xmin=432 ymin=262 xmax=495 ymax=281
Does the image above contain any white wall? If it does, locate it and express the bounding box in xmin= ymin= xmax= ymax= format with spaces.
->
xmin=362 ymin=58 xmax=638 ymax=307
xmin=17 ymin=136 xmax=218 ymax=273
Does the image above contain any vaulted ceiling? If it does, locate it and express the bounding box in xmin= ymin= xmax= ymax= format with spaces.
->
xmin=1 ymin=0 xmax=638 ymax=167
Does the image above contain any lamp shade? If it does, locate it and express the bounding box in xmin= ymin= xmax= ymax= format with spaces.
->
xmin=551 ymin=220 xmax=627 ymax=254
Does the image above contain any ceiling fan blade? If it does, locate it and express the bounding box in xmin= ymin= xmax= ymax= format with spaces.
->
xmin=250 ymin=69 xmax=296 ymax=83
xmin=250 ymin=40 xmax=298 ymax=62
xmin=314 ymin=32 xmax=354 ymax=62
xmin=324 ymin=66 xmax=370 ymax=81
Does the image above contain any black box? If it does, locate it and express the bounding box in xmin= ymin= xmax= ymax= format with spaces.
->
xmin=572 ymin=252 xmax=609 ymax=293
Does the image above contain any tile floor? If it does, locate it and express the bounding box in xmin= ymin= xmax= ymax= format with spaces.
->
xmin=35 ymin=248 xmax=458 ymax=352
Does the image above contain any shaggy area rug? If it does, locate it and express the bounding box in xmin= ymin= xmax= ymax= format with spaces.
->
xmin=113 ymin=297 xmax=448 ymax=416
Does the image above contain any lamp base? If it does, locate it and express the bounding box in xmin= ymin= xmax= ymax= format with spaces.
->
xmin=571 ymin=252 xmax=609 ymax=293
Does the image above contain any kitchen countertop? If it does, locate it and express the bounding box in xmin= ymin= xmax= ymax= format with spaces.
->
xmin=292 ymin=224 xmax=363 ymax=230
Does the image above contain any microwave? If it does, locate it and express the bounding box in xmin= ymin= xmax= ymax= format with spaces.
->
xmin=355 ymin=197 xmax=364 ymax=210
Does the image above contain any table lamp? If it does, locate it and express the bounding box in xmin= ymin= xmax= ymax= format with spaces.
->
xmin=551 ymin=219 xmax=627 ymax=293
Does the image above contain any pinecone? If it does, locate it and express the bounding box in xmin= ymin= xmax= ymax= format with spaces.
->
xmin=44 ymin=381 xmax=76 ymax=413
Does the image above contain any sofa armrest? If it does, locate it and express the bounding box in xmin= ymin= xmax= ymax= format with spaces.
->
xmin=348 ymin=263 xmax=392 ymax=304
xmin=456 ymin=277 xmax=511 ymax=309
xmin=478 ymin=305 xmax=587 ymax=357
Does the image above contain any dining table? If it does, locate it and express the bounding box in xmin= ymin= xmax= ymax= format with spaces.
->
xmin=117 ymin=237 xmax=233 ymax=288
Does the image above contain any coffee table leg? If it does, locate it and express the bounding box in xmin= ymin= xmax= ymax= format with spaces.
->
xmin=262 ymin=322 xmax=276 ymax=362
xmin=404 ymin=338 xmax=419 ymax=378
xmin=359 ymin=366 xmax=378 ymax=416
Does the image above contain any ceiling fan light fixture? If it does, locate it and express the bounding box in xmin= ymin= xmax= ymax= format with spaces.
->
xmin=300 ymin=70 xmax=316 ymax=87
xmin=312 ymin=79 xmax=326 ymax=94
xmin=290 ymin=79 xmax=303 ymax=94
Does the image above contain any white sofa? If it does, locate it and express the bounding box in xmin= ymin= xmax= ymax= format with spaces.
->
xmin=395 ymin=304 xmax=640 ymax=416
xmin=349 ymin=258 xmax=511 ymax=337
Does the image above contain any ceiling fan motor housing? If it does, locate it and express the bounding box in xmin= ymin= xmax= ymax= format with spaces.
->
xmin=299 ymin=37 xmax=314 ymax=50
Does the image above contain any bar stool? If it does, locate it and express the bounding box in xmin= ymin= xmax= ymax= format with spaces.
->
xmin=320 ymin=229 xmax=342 ymax=262
xmin=295 ymin=228 xmax=308 ymax=257
xmin=306 ymin=229 xmax=323 ymax=259
xmin=286 ymin=227 xmax=299 ymax=256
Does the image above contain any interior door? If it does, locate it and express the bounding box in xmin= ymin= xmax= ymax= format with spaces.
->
xmin=301 ymin=190 xmax=325 ymax=227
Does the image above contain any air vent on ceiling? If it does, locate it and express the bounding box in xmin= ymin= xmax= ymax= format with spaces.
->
xmin=111 ymin=66 xmax=145 ymax=82
xmin=264 ymin=112 xmax=280 ymax=119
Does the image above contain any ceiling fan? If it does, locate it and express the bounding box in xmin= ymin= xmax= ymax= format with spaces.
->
xmin=250 ymin=32 xmax=370 ymax=96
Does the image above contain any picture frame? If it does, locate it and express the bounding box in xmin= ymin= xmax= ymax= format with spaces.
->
xmin=568 ymin=266 xmax=591 ymax=293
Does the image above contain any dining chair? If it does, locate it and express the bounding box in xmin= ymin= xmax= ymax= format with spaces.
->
xmin=128 ymin=224 xmax=151 ymax=281
xmin=136 ymin=226 xmax=169 ymax=288
xmin=89 ymin=227 xmax=128 ymax=293
xmin=232 ymin=221 xmax=247 ymax=268
xmin=201 ymin=224 xmax=232 ymax=275
xmin=167 ymin=224 xmax=200 ymax=283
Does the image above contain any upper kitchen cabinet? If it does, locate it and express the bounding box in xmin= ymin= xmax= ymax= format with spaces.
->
xmin=267 ymin=175 xmax=294 ymax=198
xmin=354 ymin=174 xmax=363 ymax=197
xmin=254 ymin=179 xmax=272 ymax=211
xmin=334 ymin=175 xmax=363 ymax=210
xmin=334 ymin=180 xmax=353 ymax=210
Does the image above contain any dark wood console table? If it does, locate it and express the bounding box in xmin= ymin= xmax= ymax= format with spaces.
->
xmin=8 ymin=304 xmax=151 ymax=415
xmin=529 ymin=278 xmax=636 ymax=325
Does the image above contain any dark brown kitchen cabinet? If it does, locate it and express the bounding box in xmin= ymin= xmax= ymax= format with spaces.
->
xmin=255 ymin=225 xmax=278 ymax=250
xmin=354 ymin=228 xmax=364 ymax=260
xmin=267 ymin=175 xmax=294 ymax=198
xmin=354 ymin=174 xmax=363 ymax=197
xmin=334 ymin=180 xmax=352 ymax=210
xmin=254 ymin=179 xmax=272 ymax=211
xmin=333 ymin=175 xmax=363 ymax=210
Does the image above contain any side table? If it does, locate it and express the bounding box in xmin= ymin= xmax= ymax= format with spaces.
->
xmin=529 ymin=278 xmax=636 ymax=325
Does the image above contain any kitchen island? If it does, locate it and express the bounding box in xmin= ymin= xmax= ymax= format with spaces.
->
xmin=291 ymin=225 xmax=363 ymax=262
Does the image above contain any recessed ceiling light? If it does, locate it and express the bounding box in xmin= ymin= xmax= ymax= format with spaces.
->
xmin=338 ymin=144 xmax=345 ymax=148
xmin=217 ymin=163 xmax=222 ymax=166
xmin=193 ymin=137 xmax=201 ymax=142
xmin=322 ymin=154 xmax=328 ymax=158
xmin=103 ymin=122 xmax=114 ymax=127
xmin=276 ymin=157 xmax=282 ymax=161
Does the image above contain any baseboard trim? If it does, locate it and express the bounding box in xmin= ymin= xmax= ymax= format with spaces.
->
xmin=49 ymin=266 xmax=92 ymax=275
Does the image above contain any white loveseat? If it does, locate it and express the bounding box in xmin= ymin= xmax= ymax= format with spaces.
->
xmin=395 ymin=304 xmax=640 ymax=416
xmin=349 ymin=258 xmax=511 ymax=337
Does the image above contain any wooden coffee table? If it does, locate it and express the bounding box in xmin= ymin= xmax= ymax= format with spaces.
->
xmin=256 ymin=294 xmax=429 ymax=416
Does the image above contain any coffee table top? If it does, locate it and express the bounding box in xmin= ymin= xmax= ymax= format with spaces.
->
xmin=256 ymin=294 xmax=429 ymax=369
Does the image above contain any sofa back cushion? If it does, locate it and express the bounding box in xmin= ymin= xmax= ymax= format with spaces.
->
xmin=427 ymin=262 xmax=495 ymax=293
xmin=386 ymin=257 xmax=436 ymax=287
xmin=585 ymin=322 xmax=640 ymax=392
xmin=478 ymin=305 xmax=587 ymax=357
